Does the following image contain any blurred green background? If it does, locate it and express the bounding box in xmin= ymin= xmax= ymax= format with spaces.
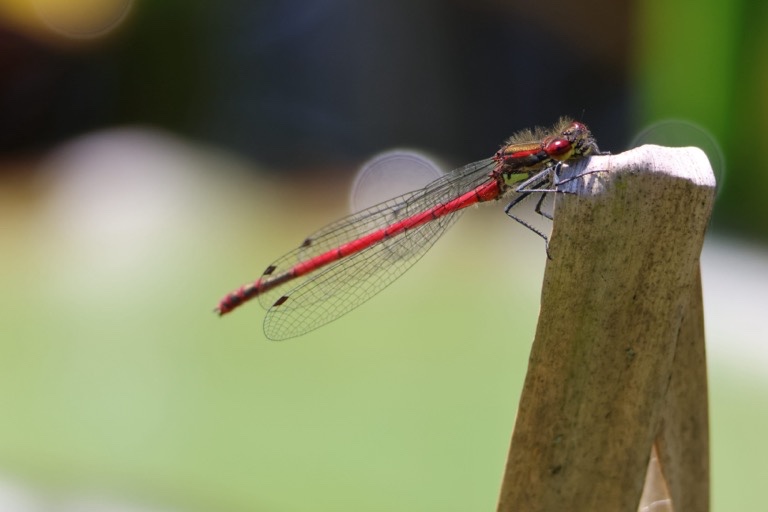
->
xmin=0 ymin=0 xmax=766 ymax=511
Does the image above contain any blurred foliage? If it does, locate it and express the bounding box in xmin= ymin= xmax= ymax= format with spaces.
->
xmin=634 ymin=0 xmax=768 ymax=236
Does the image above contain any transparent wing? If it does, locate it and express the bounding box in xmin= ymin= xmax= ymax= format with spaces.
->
xmin=258 ymin=157 xmax=497 ymax=340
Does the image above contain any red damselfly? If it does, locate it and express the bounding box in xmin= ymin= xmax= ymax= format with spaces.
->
xmin=216 ymin=118 xmax=600 ymax=340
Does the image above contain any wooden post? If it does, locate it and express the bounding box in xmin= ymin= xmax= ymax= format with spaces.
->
xmin=496 ymin=146 xmax=715 ymax=512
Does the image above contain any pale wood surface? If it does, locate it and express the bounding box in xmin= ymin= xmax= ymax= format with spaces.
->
xmin=496 ymin=146 xmax=715 ymax=512
xmin=653 ymin=267 xmax=709 ymax=511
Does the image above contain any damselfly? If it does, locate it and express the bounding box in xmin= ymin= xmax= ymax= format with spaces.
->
xmin=216 ymin=118 xmax=600 ymax=340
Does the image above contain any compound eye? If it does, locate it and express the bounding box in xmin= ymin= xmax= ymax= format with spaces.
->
xmin=545 ymin=138 xmax=572 ymax=156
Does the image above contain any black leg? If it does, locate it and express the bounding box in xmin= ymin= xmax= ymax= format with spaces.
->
xmin=504 ymin=192 xmax=553 ymax=259
xmin=534 ymin=192 xmax=553 ymax=221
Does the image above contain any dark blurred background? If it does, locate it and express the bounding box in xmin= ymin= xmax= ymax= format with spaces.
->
xmin=1 ymin=0 xmax=629 ymax=162
xmin=1 ymin=1 xmax=766 ymax=511
xmin=0 ymin=0 xmax=631 ymax=188
xmin=3 ymin=0 xmax=764 ymax=232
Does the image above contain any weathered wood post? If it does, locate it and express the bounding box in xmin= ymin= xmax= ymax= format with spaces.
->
xmin=496 ymin=146 xmax=715 ymax=512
